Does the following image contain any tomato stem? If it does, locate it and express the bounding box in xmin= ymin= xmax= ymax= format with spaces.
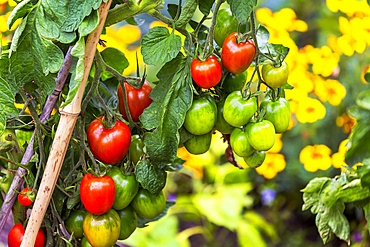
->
xmin=174 ymin=0 xmax=182 ymax=21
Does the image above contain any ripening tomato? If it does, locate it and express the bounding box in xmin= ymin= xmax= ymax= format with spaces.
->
xmin=245 ymin=120 xmax=275 ymax=151
xmin=117 ymin=206 xmax=137 ymax=240
xmin=215 ymin=99 xmax=234 ymax=134
xmin=261 ymin=61 xmax=289 ymax=88
xmin=80 ymin=173 xmax=116 ymax=215
xmin=230 ymin=128 xmax=254 ymax=157
xmin=221 ymin=32 xmax=256 ymax=74
xmin=214 ymin=8 xmax=242 ymax=47
xmin=260 ymin=98 xmax=290 ymax=133
xmin=129 ymin=135 xmax=145 ymax=164
xmin=243 ymin=151 xmax=266 ymax=168
xmin=184 ymin=131 xmax=212 ymax=155
xmin=87 ymin=116 xmax=131 ymax=165
xmin=191 ymin=55 xmax=222 ymax=89
xmin=8 ymin=223 xmax=45 ymax=247
xmin=131 ymin=189 xmax=166 ymax=219
xmin=18 ymin=187 xmax=35 ymax=206
xmin=222 ymin=71 xmax=247 ymax=93
xmin=118 ymin=80 xmax=153 ymax=122
xmin=223 ymin=91 xmax=257 ymax=127
xmin=81 ymin=237 xmax=93 ymax=247
xmin=65 ymin=210 xmax=85 ymax=239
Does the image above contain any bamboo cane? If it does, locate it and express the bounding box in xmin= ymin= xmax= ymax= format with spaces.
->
xmin=20 ymin=0 xmax=112 ymax=245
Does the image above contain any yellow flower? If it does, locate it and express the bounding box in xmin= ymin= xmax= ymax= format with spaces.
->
xmin=177 ymin=147 xmax=207 ymax=178
xmin=326 ymin=0 xmax=370 ymax=17
xmin=255 ymin=153 xmax=286 ymax=179
xmin=332 ymin=139 xmax=349 ymax=168
xmin=314 ymin=78 xmax=346 ymax=106
xmin=295 ymin=97 xmax=326 ymax=123
xmin=287 ymin=66 xmax=314 ymax=94
xmin=302 ymin=45 xmax=339 ymax=77
xmin=336 ymin=113 xmax=356 ymax=133
xmin=300 ymin=145 xmax=332 ymax=172
xmin=256 ymin=8 xmax=307 ymax=32
xmin=267 ymin=134 xmax=283 ymax=153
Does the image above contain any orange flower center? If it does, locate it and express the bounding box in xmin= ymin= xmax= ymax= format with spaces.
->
xmin=306 ymin=107 xmax=315 ymax=113
xmin=312 ymin=152 xmax=323 ymax=159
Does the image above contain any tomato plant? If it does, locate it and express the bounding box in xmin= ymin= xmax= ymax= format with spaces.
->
xmin=261 ymin=61 xmax=289 ymax=88
xmin=117 ymin=80 xmax=153 ymax=122
xmin=87 ymin=116 xmax=131 ymax=165
xmin=223 ymin=91 xmax=257 ymax=127
xmin=107 ymin=167 xmax=139 ymax=211
xmin=131 ymin=189 xmax=166 ymax=219
xmin=222 ymin=71 xmax=248 ymax=93
xmin=261 ymin=97 xmax=291 ymax=133
xmin=214 ymin=8 xmax=241 ymax=47
xmin=230 ymin=128 xmax=254 ymax=157
xmin=129 ymin=134 xmax=145 ymax=164
xmin=117 ymin=205 xmax=137 ymax=240
xmin=215 ymin=99 xmax=235 ymax=134
xmin=8 ymin=223 xmax=45 ymax=247
xmin=183 ymin=95 xmax=217 ymax=135
xmin=80 ymin=174 xmax=116 ymax=215
xmin=17 ymin=187 xmax=34 ymax=207
xmin=65 ymin=210 xmax=85 ymax=240
xmin=245 ymin=120 xmax=276 ymax=151
xmin=83 ymin=209 xmax=121 ymax=247
xmin=221 ymin=33 xmax=256 ymax=74
xmin=191 ymin=55 xmax=222 ymax=89
xmin=184 ymin=131 xmax=212 ymax=155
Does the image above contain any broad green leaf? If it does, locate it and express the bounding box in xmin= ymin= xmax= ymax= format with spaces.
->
xmin=363 ymin=202 xmax=370 ymax=233
xmin=135 ymin=159 xmax=167 ymax=195
xmin=141 ymin=26 xmax=182 ymax=66
xmin=237 ymin=220 xmax=267 ymax=247
xmin=345 ymin=121 xmax=370 ymax=166
xmin=7 ymin=0 xmax=33 ymax=30
xmin=0 ymin=115 xmax=5 ymax=138
xmin=0 ymin=53 xmax=17 ymax=94
xmin=301 ymin=177 xmax=330 ymax=193
xmin=137 ymin=201 xmax=175 ymax=228
xmin=347 ymin=105 xmax=370 ymax=120
xmin=358 ymin=162 xmax=370 ymax=188
xmin=179 ymin=127 xmax=194 ymax=146
xmin=61 ymin=57 xmax=81 ymax=108
xmin=336 ymin=179 xmax=370 ymax=203
xmin=356 ymin=90 xmax=370 ymax=110
xmin=99 ymin=48 xmax=129 ymax=81
xmin=141 ymin=54 xmax=192 ymax=164
xmin=10 ymin=7 xmax=64 ymax=104
xmin=256 ymin=25 xmax=269 ymax=47
xmin=199 ymin=0 xmax=214 ymax=16
xmin=227 ymin=0 xmax=257 ymax=23
xmin=78 ymin=10 xmax=100 ymax=37
xmin=315 ymin=211 xmax=333 ymax=244
xmin=260 ymin=43 xmax=290 ymax=63
xmin=0 ymin=77 xmax=18 ymax=135
xmin=67 ymin=184 xmax=81 ymax=210
xmin=323 ymin=203 xmax=350 ymax=244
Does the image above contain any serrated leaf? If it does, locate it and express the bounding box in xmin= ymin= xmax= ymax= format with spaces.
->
xmin=345 ymin=122 xmax=370 ymax=166
xmin=336 ymin=179 xmax=370 ymax=203
xmin=227 ymin=0 xmax=257 ymax=23
xmin=78 ymin=9 xmax=99 ymax=37
xmin=10 ymin=7 xmax=64 ymax=104
xmin=0 ymin=53 xmax=17 ymax=94
xmin=99 ymin=48 xmax=129 ymax=81
xmin=301 ymin=177 xmax=330 ymax=193
xmin=356 ymin=90 xmax=370 ymax=110
xmin=0 ymin=77 xmax=17 ymax=135
xmin=140 ymin=54 xmax=192 ymax=163
xmin=135 ymin=159 xmax=167 ymax=195
xmin=323 ymin=203 xmax=350 ymax=244
xmin=199 ymin=0 xmax=214 ymax=15
xmin=260 ymin=43 xmax=290 ymax=63
xmin=256 ymin=25 xmax=269 ymax=47
xmin=137 ymin=201 xmax=175 ymax=228
xmin=7 ymin=0 xmax=33 ymax=30
xmin=141 ymin=26 xmax=182 ymax=66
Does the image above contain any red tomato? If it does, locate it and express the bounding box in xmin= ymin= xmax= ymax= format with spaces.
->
xmin=117 ymin=80 xmax=153 ymax=122
xmin=18 ymin=187 xmax=35 ymax=206
xmin=80 ymin=173 xmax=116 ymax=215
xmin=221 ymin=32 xmax=256 ymax=74
xmin=191 ymin=55 xmax=222 ymax=89
xmin=8 ymin=223 xmax=45 ymax=247
xmin=87 ymin=116 xmax=131 ymax=165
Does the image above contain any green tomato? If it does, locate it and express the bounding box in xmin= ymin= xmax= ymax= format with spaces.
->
xmin=107 ymin=167 xmax=139 ymax=211
xmin=230 ymin=128 xmax=254 ymax=157
xmin=117 ymin=205 xmax=137 ymax=240
xmin=0 ymin=129 xmax=15 ymax=153
xmin=245 ymin=120 xmax=275 ymax=151
xmin=261 ymin=98 xmax=290 ymax=133
xmin=81 ymin=237 xmax=93 ymax=247
xmin=214 ymin=9 xmax=246 ymax=47
xmin=184 ymin=131 xmax=212 ymax=155
xmin=261 ymin=61 xmax=289 ymax=88
xmin=223 ymin=71 xmax=247 ymax=93
xmin=243 ymin=151 xmax=266 ymax=168
xmin=215 ymin=99 xmax=234 ymax=134
xmin=129 ymin=134 xmax=145 ymax=164
xmin=223 ymin=91 xmax=257 ymax=127
xmin=83 ymin=209 xmax=121 ymax=247
xmin=65 ymin=210 xmax=85 ymax=240
xmin=131 ymin=189 xmax=166 ymax=219
xmin=184 ymin=95 xmax=217 ymax=135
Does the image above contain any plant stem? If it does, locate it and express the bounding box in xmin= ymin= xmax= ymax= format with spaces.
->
xmin=203 ymin=0 xmax=224 ymax=60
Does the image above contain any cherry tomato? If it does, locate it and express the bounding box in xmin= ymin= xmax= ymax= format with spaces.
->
xmin=191 ymin=55 xmax=222 ymax=89
xmin=118 ymin=80 xmax=153 ymax=122
xmin=215 ymin=99 xmax=234 ymax=134
xmin=117 ymin=205 xmax=137 ymax=240
xmin=183 ymin=95 xmax=217 ymax=135
xmin=87 ymin=116 xmax=131 ymax=165
xmin=261 ymin=61 xmax=289 ymax=88
xmin=243 ymin=151 xmax=266 ymax=168
xmin=222 ymin=71 xmax=247 ymax=93
xmin=8 ymin=223 xmax=45 ymax=247
xmin=83 ymin=209 xmax=121 ymax=247
xmin=131 ymin=189 xmax=166 ymax=219
xmin=214 ymin=8 xmax=243 ymax=47
xmin=129 ymin=135 xmax=145 ymax=164
xmin=107 ymin=167 xmax=139 ymax=211
xmin=221 ymin=32 xmax=256 ymax=74
xmin=65 ymin=210 xmax=85 ymax=239
xmin=184 ymin=131 xmax=212 ymax=155
xmin=223 ymin=91 xmax=257 ymax=127
xmin=261 ymin=98 xmax=290 ymax=133
xmin=80 ymin=174 xmax=116 ymax=215
xmin=245 ymin=120 xmax=275 ymax=151
xmin=230 ymin=128 xmax=254 ymax=157
xmin=18 ymin=187 xmax=34 ymax=206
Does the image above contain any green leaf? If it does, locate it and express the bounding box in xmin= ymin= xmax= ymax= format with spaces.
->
xmin=0 ymin=53 xmax=17 ymax=95
xmin=137 ymin=201 xmax=175 ymax=228
xmin=256 ymin=25 xmax=269 ymax=47
xmin=78 ymin=9 xmax=100 ymax=37
xmin=336 ymin=179 xmax=370 ymax=203
xmin=347 ymin=105 xmax=370 ymax=120
xmin=141 ymin=26 xmax=182 ymax=66
xmin=356 ymin=90 xmax=370 ymax=110
xmin=7 ymin=0 xmax=33 ymax=30
xmin=363 ymin=202 xmax=370 ymax=233
xmin=260 ymin=43 xmax=290 ymax=63
xmin=0 ymin=77 xmax=18 ymax=135
xmin=179 ymin=127 xmax=194 ymax=146
xmin=345 ymin=121 xmax=370 ymax=166
xmin=227 ymin=0 xmax=257 ymax=23
xmin=100 ymin=48 xmax=129 ymax=81
xmin=10 ymin=7 xmax=64 ymax=104
xmin=61 ymin=57 xmax=81 ymax=108
xmin=198 ymin=0 xmax=214 ymax=16
xmin=358 ymin=162 xmax=370 ymax=188
xmin=67 ymin=184 xmax=81 ymax=210
xmin=141 ymin=54 xmax=192 ymax=163
xmin=163 ymin=157 xmax=185 ymax=172
xmin=237 ymin=220 xmax=267 ymax=247
xmin=301 ymin=177 xmax=330 ymax=193
xmin=135 ymin=159 xmax=167 ymax=195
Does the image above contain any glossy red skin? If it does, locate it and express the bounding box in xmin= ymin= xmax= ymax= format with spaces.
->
xmin=221 ymin=32 xmax=256 ymax=74
xmin=18 ymin=187 xmax=34 ymax=206
xmin=8 ymin=223 xmax=45 ymax=247
xmin=191 ymin=55 xmax=222 ymax=89
xmin=118 ymin=80 xmax=153 ymax=122
xmin=80 ymin=174 xmax=116 ymax=215
xmin=87 ymin=116 xmax=131 ymax=165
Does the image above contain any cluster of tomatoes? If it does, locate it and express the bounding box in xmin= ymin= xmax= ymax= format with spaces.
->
xmin=184 ymin=9 xmax=290 ymax=167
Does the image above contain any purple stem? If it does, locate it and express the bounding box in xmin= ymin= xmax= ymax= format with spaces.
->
xmin=0 ymin=46 xmax=74 ymax=232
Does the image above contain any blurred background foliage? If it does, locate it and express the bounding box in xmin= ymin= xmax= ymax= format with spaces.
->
xmin=1 ymin=0 xmax=370 ymax=246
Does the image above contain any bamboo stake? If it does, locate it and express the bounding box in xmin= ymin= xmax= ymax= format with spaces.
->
xmin=20 ymin=0 xmax=112 ymax=245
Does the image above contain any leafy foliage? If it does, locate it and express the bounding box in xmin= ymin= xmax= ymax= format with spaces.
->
xmin=135 ymin=159 xmax=167 ymax=195
xmin=227 ymin=0 xmax=257 ymax=23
